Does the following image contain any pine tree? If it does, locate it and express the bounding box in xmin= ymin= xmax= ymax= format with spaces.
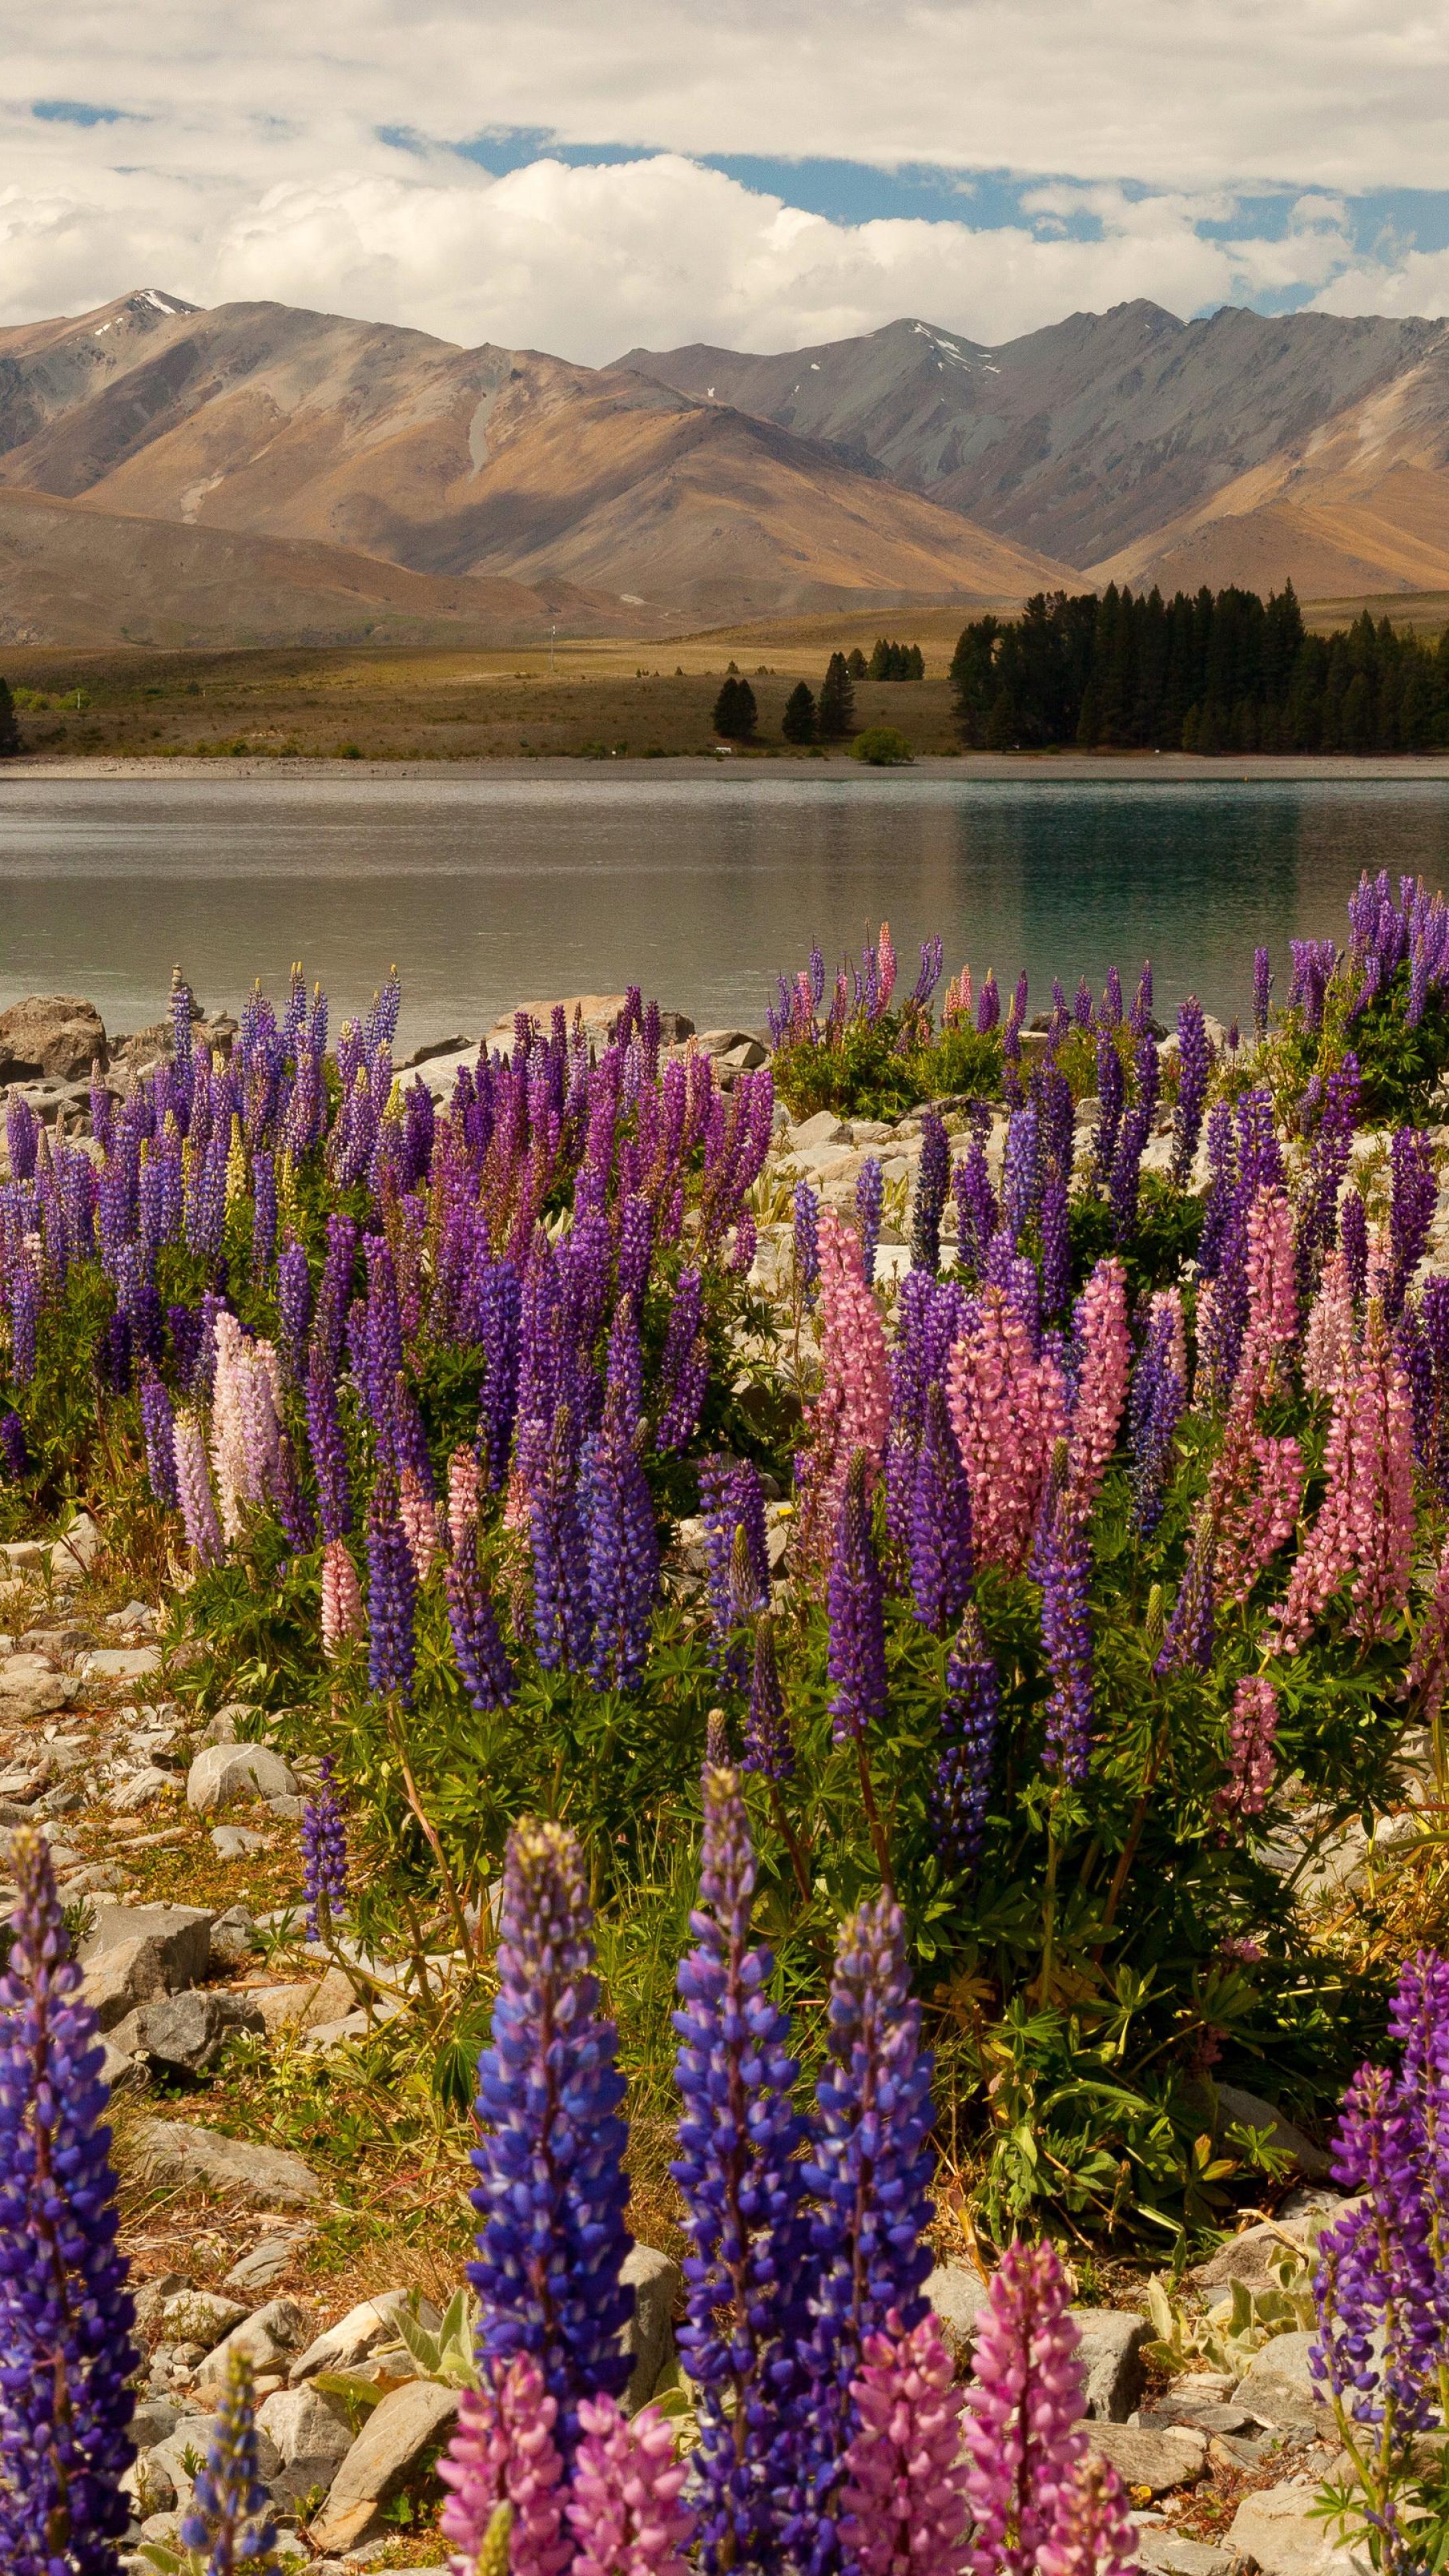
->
xmin=818 ymin=653 xmax=856 ymax=739
xmin=782 ymin=681 xmax=816 ymax=744
xmin=712 ymin=677 xmax=757 ymax=741
xmin=846 ymin=647 xmax=868 ymax=680
xmin=0 ymin=680 xmax=18 ymax=761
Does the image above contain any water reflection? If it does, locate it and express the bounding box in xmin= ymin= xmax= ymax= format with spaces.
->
xmin=0 ymin=773 xmax=1445 ymax=1046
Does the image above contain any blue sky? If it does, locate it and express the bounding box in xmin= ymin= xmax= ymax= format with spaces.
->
xmin=6 ymin=2 xmax=1449 ymax=358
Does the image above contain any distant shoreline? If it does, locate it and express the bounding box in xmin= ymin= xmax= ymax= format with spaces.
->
xmin=8 ymin=751 xmax=1449 ymax=784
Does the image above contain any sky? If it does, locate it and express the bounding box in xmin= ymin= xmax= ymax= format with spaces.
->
xmin=6 ymin=0 xmax=1449 ymax=362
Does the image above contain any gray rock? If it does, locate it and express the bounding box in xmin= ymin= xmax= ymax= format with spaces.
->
xmin=81 ymin=1902 xmax=211 ymax=1990
xmin=131 ymin=2121 xmax=321 ymax=2208
xmin=1135 ymin=2536 xmax=1234 ymax=2576
xmin=1077 ymin=2421 xmax=1208 ymax=2493
xmin=80 ymin=1937 xmax=170 ymax=2032
xmin=132 ymin=2273 xmax=190 ymax=2337
xmin=309 ymin=2380 xmax=460 ymax=2553
xmin=199 ymin=1703 xmax=254 ymax=1746
xmin=81 ymin=1646 xmax=162 ymax=1681
xmin=158 ymin=2290 xmax=250 ymax=2353
xmin=186 ymin=1742 xmax=297 ymax=1814
xmin=290 ymin=2289 xmax=439 ymax=2384
xmin=619 ymin=2243 xmax=682 ymax=2412
xmin=209 ymin=1904 xmax=260 ymax=1966
xmin=129 ymin=2394 xmax=182 ymax=2448
xmin=0 ymin=1670 xmax=74 ymax=1719
xmin=788 ymin=1110 xmax=853 ymax=1149
xmin=255 ymin=2383 xmax=355 ymax=2502
xmin=0 ymin=994 xmax=107 ymax=1083
xmin=1072 ymin=2306 xmax=1148 ymax=2420
xmin=1190 ymin=2221 xmax=1308 ymax=2291
xmin=266 ymin=1793 xmax=305 ymax=1821
xmin=1228 ymin=2481 xmax=1364 ymax=2576
xmin=106 ymin=1768 xmax=178 ymax=1815
xmin=51 ymin=1511 xmax=102 ymax=1576
xmin=1236 ymin=2331 xmax=1332 ymax=2427
xmin=211 ymin=1825 xmax=268 ymax=1860
xmin=125 ymin=2447 xmax=178 ymax=2516
xmin=99 ymin=2035 xmax=146 ymax=2095
xmin=146 ymin=2427 xmax=207 ymax=2515
xmin=193 ymin=2298 xmax=311 ymax=2394
xmin=924 ymin=2260 xmax=991 ymax=2356
xmin=223 ymin=2235 xmax=310 ymax=2295
xmin=111 ymin=1989 xmax=264 ymax=2076
xmin=697 ymin=1028 xmax=761 ymax=1059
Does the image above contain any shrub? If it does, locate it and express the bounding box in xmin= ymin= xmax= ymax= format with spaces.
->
xmin=853 ymin=725 xmax=914 ymax=766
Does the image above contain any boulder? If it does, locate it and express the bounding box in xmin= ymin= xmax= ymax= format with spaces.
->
xmin=0 ymin=995 xmax=107 ymax=1083
xmin=619 ymin=2243 xmax=682 ymax=2412
xmin=158 ymin=2290 xmax=250 ymax=2353
xmin=924 ymin=2259 xmax=991 ymax=2357
xmin=1135 ymin=2537 xmax=1234 ymax=2576
xmin=106 ymin=1768 xmax=178 ymax=1815
xmin=209 ymin=1904 xmax=260 ymax=1967
xmin=111 ymin=1989 xmax=265 ymax=2077
xmin=223 ymin=2235 xmax=309 ymax=2296
xmin=290 ymin=2288 xmax=439 ymax=2384
xmin=129 ymin=2394 xmax=182 ymax=2448
xmin=1235 ymin=2330 xmax=1330 ymax=2428
xmin=211 ymin=1825 xmax=268 ymax=1860
xmin=97 ymin=2034 xmax=146 ymax=2094
xmin=307 ymin=2380 xmax=460 ymax=2553
xmin=1077 ymin=2421 xmax=1207 ymax=2493
xmin=81 ymin=1902 xmax=211 ymax=1990
xmin=51 ymin=1511 xmax=101 ymax=1576
xmin=1189 ymin=2221 xmax=1308 ymax=2292
xmin=80 ymin=1644 xmax=162 ymax=1680
xmin=193 ymin=2297 xmax=311 ymax=2394
xmin=250 ymin=1970 xmax=357 ymax=2040
xmin=0 ymin=1670 xmax=73 ymax=1720
xmin=80 ymin=1936 xmax=170 ymax=2033
xmin=1196 ymin=2081 xmax=1331 ymax=2182
xmin=1227 ymin=2480 xmax=1363 ymax=2576
xmin=256 ymin=2381 xmax=355 ymax=2502
xmin=186 ymin=1742 xmax=297 ymax=1814
xmin=696 ymin=1028 xmax=761 ymax=1059
xmin=657 ymin=1011 xmax=695 ymax=1044
xmin=131 ymin=2121 xmax=321 ymax=2208
xmin=788 ymin=1111 xmax=853 ymax=1150
xmin=1072 ymin=2307 xmax=1148 ymax=2420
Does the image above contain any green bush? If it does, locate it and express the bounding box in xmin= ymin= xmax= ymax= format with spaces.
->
xmin=853 ymin=724 xmax=913 ymax=766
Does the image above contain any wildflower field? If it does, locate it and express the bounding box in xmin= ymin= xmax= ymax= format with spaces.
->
xmin=6 ymin=875 xmax=1449 ymax=2573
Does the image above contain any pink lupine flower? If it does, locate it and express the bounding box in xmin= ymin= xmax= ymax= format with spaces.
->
xmin=876 ymin=922 xmax=898 ymax=1014
xmin=943 ymin=966 xmax=973 ymax=1029
xmin=437 ymin=2357 xmax=570 ymax=2576
xmin=1214 ymin=1674 xmax=1281 ymax=1829
xmin=962 ymin=2238 xmax=1087 ymax=2576
xmin=798 ymin=1206 xmax=890 ymax=1560
xmin=211 ymin=1311 xmax=282 ymax=1538
xmin=1271 ymin=1301 xmax=1414 ymax=1650
xmin=449 ymin=1445 xmax=482 ymax=1553
xmin=1038 ymin=2453 xmax=1139 ymax=2576
xmin=566 ymin=2396 xmax=695 ymax=2576
xmin=1237 ymin=1186 xmax=1297 ymax=1405
xmin=173 ymin=1407 xmax=225 ymax=1569
xmin=1303 ymin=1250 xmax=1356 ymax=1397
xmin=947 ymin=1290 xmax=1067 ymax=1576
xmin=400 ymin=1461 xmax=441 ymax=1582
xmin=321 ymin=1536 xmax=364 ymax=1657
xmin=839 ymin=2308 xmax=969 ymax=2576
xmin=1214 ymin=1431 xmax=1303 ymax=1607
xmin=1069 ymin=1256 xmax=1130 ymax=1509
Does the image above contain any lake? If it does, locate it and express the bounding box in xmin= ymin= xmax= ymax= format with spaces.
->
xmin=2 ymin=768 xmax=1448 ymax=1050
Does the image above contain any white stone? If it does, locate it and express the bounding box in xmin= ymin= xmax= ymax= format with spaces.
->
xmin=289 ymin=2288 xmax=438 ymax=2383
xmin=186 ymin=1742 xmax=297 ymax=1813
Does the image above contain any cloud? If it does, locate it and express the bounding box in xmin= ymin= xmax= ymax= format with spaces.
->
xmin=2 ymin=1 xmax=1448 ymax=353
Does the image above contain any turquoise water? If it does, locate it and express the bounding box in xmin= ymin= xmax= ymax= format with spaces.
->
xmin=1 ymin=771 xmax=1447 ymax=1048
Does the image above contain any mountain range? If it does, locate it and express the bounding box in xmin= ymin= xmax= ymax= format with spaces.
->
xmin=1 ymin=286 xmax=1447 ymax=646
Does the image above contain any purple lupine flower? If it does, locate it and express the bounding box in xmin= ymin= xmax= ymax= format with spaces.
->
xmin=672 ymin=1762 xmax=808 ymax=2572
xmin=0 ymin=1412 xmax=26 ymax=1483
xmin=911 ymin=1112 xmax=950 ymax=1276
xmin=827 ymin=1451 xmax=888 ymax=1745
xmin=580 ymin=1384 xmax=659 ymax=1692
xmin=1000 ymin=1104 xmax=1040 ymax=1248
xmin=1311 ymin=2053 xmax=1442 ymax=2438
xmin=177 ymin=2349 xmax=278 ymax=2572
xmin=1409 ymin=938 xmax=1430 ymax=1028
xmin=8 ymin=1247 xmax=38 ymax=1388
xmin=790 ymin=1895 xmax=936 ymax=2575
xmin=468 ymin=1819 xmax=633 ymax=2461
xmin=311 ymin=1212 xmax=359 ymax=1379
xmin=1155 ymin=1520 xmax=1216 ymax=1675
xmin=1108 ymin=1095 xmax=1150 ymax=1244
xmin=1129 ymin=1299 xmax=1186 ymax=1537
xmin=745 ymin=1614 xmax=792 ymax=1780
xmin=174 ymin=1408 xmax=225 ymax=1566
xmin=793 ymin=1183 xmax=820 ymax=1307
xmin=698 ymin=1455 xmax=768 ymax=1686
xmin=1389 ymin=1127 xmax=1438 ymax=1320
xmin=616 ymin=1192 xmax=653 ymax=1306
xmin=0 ymin=1828 xmax=138 ymax=2572
xmin=1252 ymin=945 xmax=1272 ymax=1039
xmin=855 ymin=1160 xmax=883 ymax=1287
xmin=1295 ymin=1056 xmax=1361 ymax=1294
xmin=1342 ymin=1189 xmax=1369 ymax=1306
xmin=5 ymin=1095 xmax=38 ymax=1183
xmin=445 ymin=1536 xmax=516 ymax=1712
xmin=477 ymin=1257 xmax=522 ymax=1489
xmin=305 ymin=1354 xmax=352 ymax=1542
xmin=1103 ymin=965 xmax=1123 ymax=1027
xmin=655 ymin=1265 xmax=708 ymax=1454
xmin=1031 ymin=1453 xmax=1093 ymax=1785
xmin=519 ymin=1401 xmax=592 ymax=1672
xmin=362 ymin=1234 xmax=405 ymax=1454
xmin=250 ymin=1145 xmax=276 ymax=1277
xmin=953 ymin=1112 xmax=997 ymax=1281
xmin=276 ymin=1237 xmax=311 ymax=1381
xmin=1092 ymin=1032 xmax=1124 ymax=1189
xmin=909 ymin=1383 xmax=973 ymax=1633
xmin=139 ymin=1368 xmax=178 ymax=1509
xmin=975 ymin=969 xmax=1000 ymax=1034
xmin=962 ymin=2239 xmax=1087 ymax=2576
xmin=366 ymin=1474 xmax=417 ymax=1705
xmin=301 ymin=1755 xmax=349 ymax=1940
xmin=932 ymin=1605 xmax=1000 ymax=1873
xmin=1073 ymin=977 xmax=1093 ymax=1030
xmin=1129 ymin=960 xmax=1153 ymax=1036
xmin=1171 ymin=997 xmax=1210 ymax=1189
xmin=1040 ymin=1165 xmax=1071 ymax=1318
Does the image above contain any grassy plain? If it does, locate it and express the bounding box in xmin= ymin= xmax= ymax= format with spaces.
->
xmin=4 ymin=598 xmax=1446 ymax=764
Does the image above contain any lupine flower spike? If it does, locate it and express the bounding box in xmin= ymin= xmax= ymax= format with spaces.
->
xmin=178 ymin=2348 xmax=279 ymax=2573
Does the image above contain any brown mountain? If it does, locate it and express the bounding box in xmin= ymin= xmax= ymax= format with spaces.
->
xmin=0 ymin=290 xmax=1074 ymax=639
xmin=621 ymin=305 xmax=1449 ymax=595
